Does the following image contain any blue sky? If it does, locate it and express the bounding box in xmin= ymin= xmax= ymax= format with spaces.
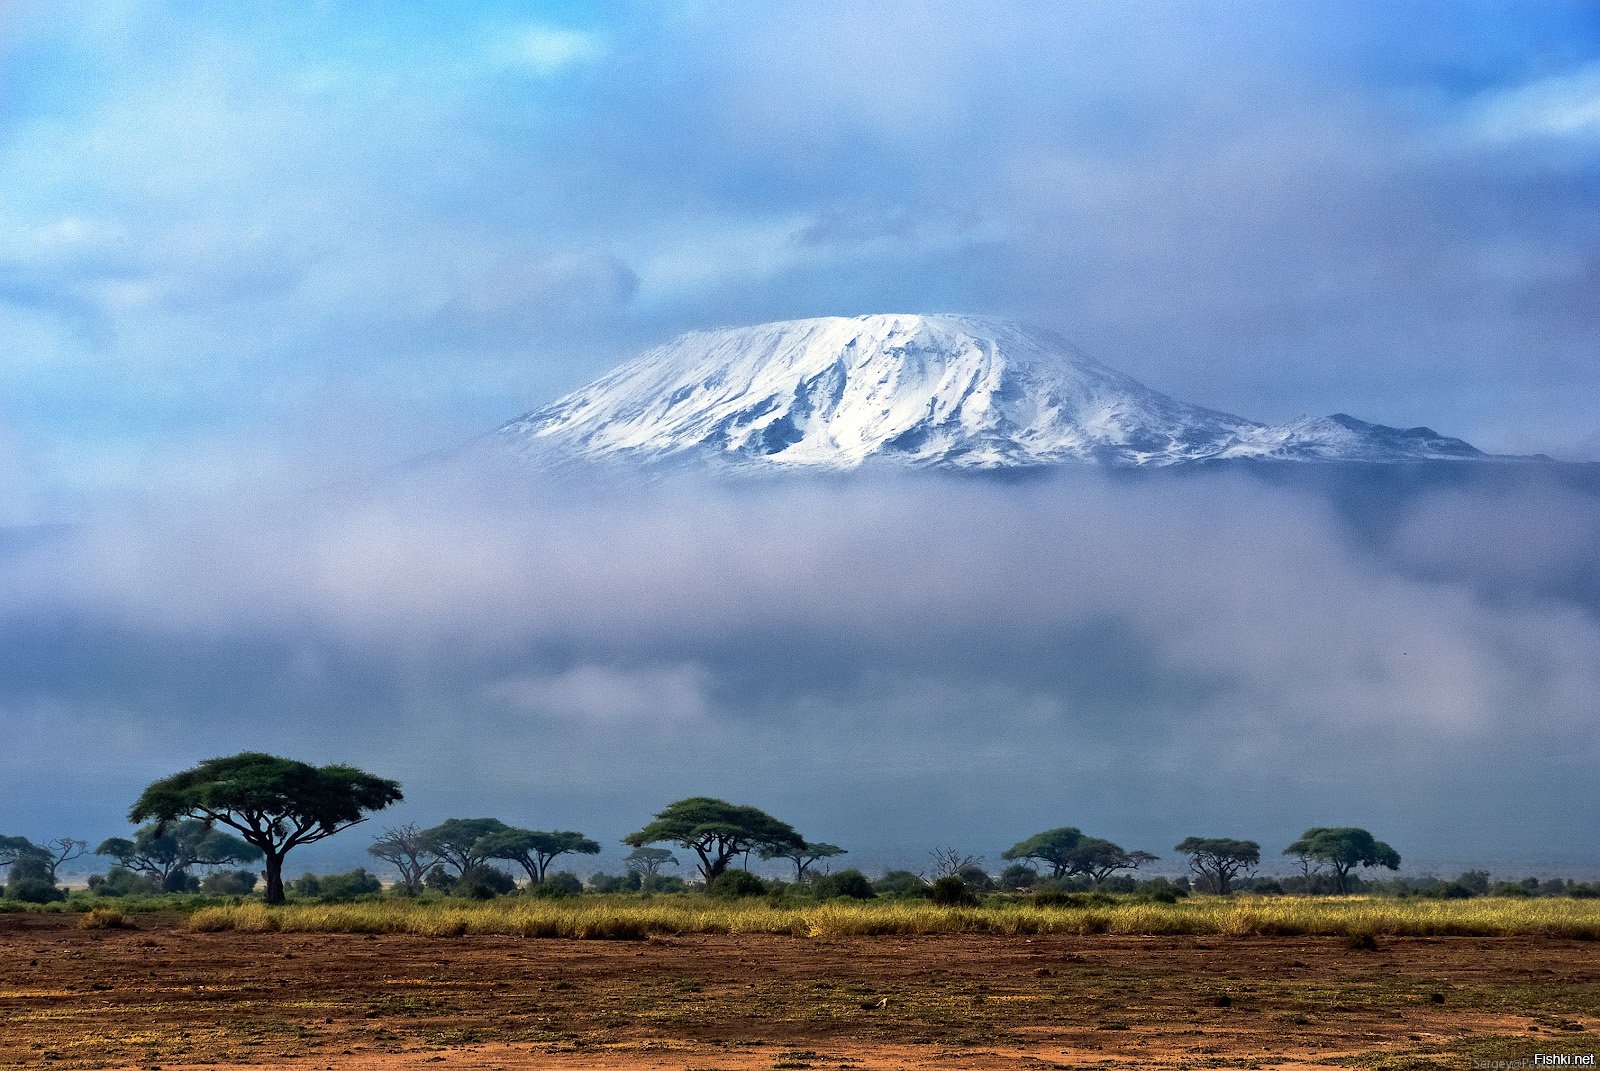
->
xmin=2 ymin=1 xmax=1599 ymax=515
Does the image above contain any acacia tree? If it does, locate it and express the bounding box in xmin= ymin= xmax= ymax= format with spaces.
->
xmin=1174 ymin=837 xmax=1260 ymax=895
xmin=1283 ymin=827 xmax=1400 ymax=894
xmin=1001 ymin=828 xmax=1085 ymax=879
xmin=366 ymin=824 xmax=437 ymax=895
xmin=97 ymin=821 xmax=262 ymax=889
xmin=624 ymin=798 xmax=804 ymax=884
xmin=38 ymin=838 xmax=88 ymax=882
xmin=1002 ymin=828 xmax=1155 ymax=884
xmin=1072 ymin=839 xmax=1158 ymax=884
xmin=761 ymin=841 xmax=846 ymax=883
xmin=624 ymin=847 xmax=678 ymax=877
xmin=129 ymin=753 xmax=402 ymax=904
xmin=417 ymin=818 xmax=510 ymax=876
xmin=477 ymin=829 xmax=601 ymax=884
xmin=0 ymin=837 xmax=55 ymax=893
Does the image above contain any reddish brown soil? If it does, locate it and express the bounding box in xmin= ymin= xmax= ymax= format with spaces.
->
xmin=1 ymin=913 xmax=1596 ymax=1070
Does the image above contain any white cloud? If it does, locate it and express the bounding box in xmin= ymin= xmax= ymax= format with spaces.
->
xmin=499 ymin=25 xmax=606 ymax=76
xmin=1466 ymin=62 xmax=1600 ymax=143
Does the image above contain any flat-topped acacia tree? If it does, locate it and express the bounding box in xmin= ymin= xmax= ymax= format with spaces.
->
xmin=624 ymin=797 xmax=804 ymax=884
xmin=477 ymin=829 xmax=601 ymax=885
xmin=1284 ymin=827 xmax=1400 ymax=894
xmin=130 ymin=753 xmax=403 ymax=904
xmin=97 ymin=820 xmax=262 ymax=890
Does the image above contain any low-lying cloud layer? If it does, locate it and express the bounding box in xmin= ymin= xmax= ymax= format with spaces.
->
xmin=4 ymin=465 xmax=1596 ymax=874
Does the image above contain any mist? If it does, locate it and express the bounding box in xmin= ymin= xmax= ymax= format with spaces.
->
xmin=3 ymin=462 xmax=1596 ymax=876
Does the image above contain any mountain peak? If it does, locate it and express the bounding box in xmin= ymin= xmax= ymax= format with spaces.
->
xmin=492 ymin=314 xmax=1494 ymax=470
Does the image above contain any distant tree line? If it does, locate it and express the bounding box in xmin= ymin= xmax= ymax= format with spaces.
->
xmin=3 ymin=753 xmax=1597 ymax=906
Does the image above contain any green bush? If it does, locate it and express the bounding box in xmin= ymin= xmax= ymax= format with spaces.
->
xmin=163 ymin=871 xmax=201 ymax=894
xmin=1135 ymin=877 xmax=1189 ymax=902
xmin=873 ymin=870 xmax=931 ymax=898
xmin=455 ymin=866 xmax=517 ymax=900
xmin=930 ymin=875 xmax=978 ymax=906
xmin=88 ymin=867 xmax=159 ymax=898
xmin=201 ymin=869 xmax=259 ymax=895
xmin=587 ymin=873 xmax=628 ymax=894
xmin=707 ymin=870 xmax=768 ymax=899
xmin=642 ymin=874 xmax=686 ymax=894
xmin=998 ymin=863 xmax=1039 ymax=891
xmin=811 ymin=868 xmax=875 ymax=900
xmin=1031 ymin=889 xmax=1115 ymax=908
xmin=532 ymin=872 xmax=584 ymax=899
xmin=8 ymin=878 xmax=65 ymax=904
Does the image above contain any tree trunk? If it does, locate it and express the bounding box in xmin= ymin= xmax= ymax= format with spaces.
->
xmin=263 ymin=853 xmax=285 ymax=905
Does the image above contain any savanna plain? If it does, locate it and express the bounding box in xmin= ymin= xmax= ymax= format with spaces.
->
xmin=4 ymin=898 xmax=1597 ymax=1071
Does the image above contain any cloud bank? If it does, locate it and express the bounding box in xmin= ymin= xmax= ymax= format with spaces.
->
xmin=3 ymin=465 xmax=1596 ymax=873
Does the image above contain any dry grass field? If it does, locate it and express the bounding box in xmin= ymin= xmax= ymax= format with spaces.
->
xmin=185 ymin=893 xmax=1600 ymax=939
xmin=1 ymin=906 xmax=1597 ymax=1070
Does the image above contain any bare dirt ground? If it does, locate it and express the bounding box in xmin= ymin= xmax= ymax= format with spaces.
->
xmin=1 ymin=913 xmax=1596 ymax=1070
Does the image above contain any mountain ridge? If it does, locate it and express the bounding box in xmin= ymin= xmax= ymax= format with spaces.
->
xmin=490 ymin=313 xmax=1508 ymax=470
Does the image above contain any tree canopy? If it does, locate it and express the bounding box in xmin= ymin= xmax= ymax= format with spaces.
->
xmin=1284 ymin=827 xmax=1400 ymax=894
xmin=1002 ymin=828 xmax=1155 ymax=884
xmin=1001 ymin=828 xmax=1085 ymax=879
xmin=624 ymin=846 xmax=678 ymax=876
xmin=417 ymin=818 xmax=510 ymax=876
xmin=0 ymin=835 xmax=45 ymax=870
xmin=761 ymin=841 xmax=846 ymax=883
xmin=97 ymin=820 xmax=262 ymax=888
xmin=477 ymin=828 xmax=601 ymax=884
xmin=623 ymin=797 xmax=804 ymax=883
xmin=1174 ymin=837 xmax=1260 ymax=895
xmin=367 ymin=824 xmax=437 ymax=895
xmin=129 ymin=752 xmax=402 ymax=904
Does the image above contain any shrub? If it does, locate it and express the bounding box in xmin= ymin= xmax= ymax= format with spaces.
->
xmin=163 ymin=871 xmax=200 ymax=894
xmin=455 ymin=866 xmax=517 ymax=900
xmin=7 ymin=878 xmax=65 ymax=904
xmin=587 ymin=873 xmax=627 ymax=894
xmin=423 ymin=865 xmax=456 ymax=892
xmin=291 ymin=868 xmax=383 ymax=901
xmin=811 ymin=868 xmax=876 ymax=900
xmin=641 ymin=874 xmax=685 ymax=893
xmin=1136 ymin=877 xmax=1189 ymax=901
xmin=532 ymin=872 xmax=584 ymax=899
xmin=1032 ymin=889 xmax=1114 ymax=908
xmin=319 ymin=868 xmax=383 ymax=901
xmin=998 ymin=863 xmax=1039 ymax=891
xmin=201 ymin=869 xmax=259 ymax=895
xmin=78 ymin=907 xmax=133 ymax=929
xmin=955 ymin=864 xmax=994 ymax=892
xmin=930 ymin=875 xmax=978 ymax=906
xmin=707 ymin=870 xmax=768 ymax=899
xmin=873 ymin=871 xmax=931 ymax=898
xmin=88 ymin=867 xmax=159 ymax=898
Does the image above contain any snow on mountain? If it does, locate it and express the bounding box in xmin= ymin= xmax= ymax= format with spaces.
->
xmin=491 ymin=313 xmax=1491 ymax=470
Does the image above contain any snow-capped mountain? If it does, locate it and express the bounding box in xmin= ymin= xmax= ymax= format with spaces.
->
xmin=492 ymin=314 xmax=1491 ymax=470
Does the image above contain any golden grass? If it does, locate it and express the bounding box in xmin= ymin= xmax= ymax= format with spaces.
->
xmin=76 ymin=907 xmax=133 ymax=930
xmin=186 ymin=895 xmax=1600 ymax=940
